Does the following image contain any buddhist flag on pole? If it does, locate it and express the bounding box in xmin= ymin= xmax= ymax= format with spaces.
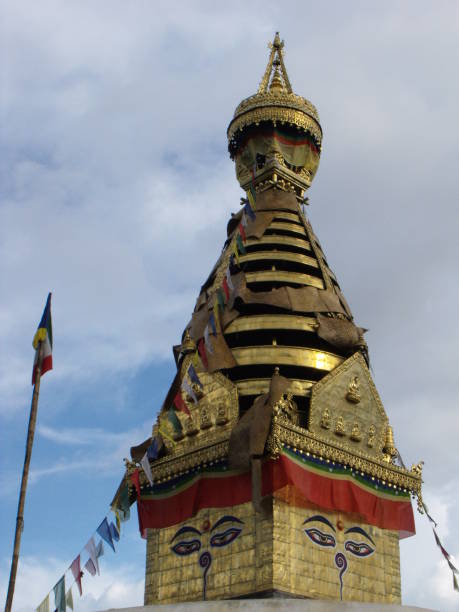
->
xmin=32 ymin=292 xmax=53 ymax=385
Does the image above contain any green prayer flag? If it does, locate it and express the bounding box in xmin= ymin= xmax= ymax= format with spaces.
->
xmin=168 ymin=408 xmax=182 ymax=433
xmin=236 ymin=234 xmax=246 ymax=255
xmin=217 ymin=288 xmax=225 ymax=309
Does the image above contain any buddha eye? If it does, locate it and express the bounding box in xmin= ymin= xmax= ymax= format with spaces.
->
xmin=344 ymin=540 xmax=374 ymax=558
xmin=210 ymin=527 xmax=242 ymax=548
xmin=171 ymin=539 xmax=201 ymax=556
xmin=304 ymin=527 xmax=336 ymax=548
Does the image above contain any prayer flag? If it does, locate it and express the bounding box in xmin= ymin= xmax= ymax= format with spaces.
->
xmin=217 ymin=288 xmax=226 ymax=309
xmin=244 ymin=201 xmax=256 ymax=221
xmin=238 ymin=223 xmax=246 ymax=242
xmin=203 ymin=325 xmax=212 ymax=353
xmin=147 ymin=437 xmax=159 ymax=461
xmin=96 ymin=520 xmax=115 ymax=552
xmin=65 ymin=588 xmax=74 ymax=611
xmin=114 ymin=509 xmax=121 ymax=533
xmin=85 ymin=537 xmax=99 ymax=576
xmin=32 ymin=293 xmax=53 ymax=385
xmin=236 ymin=234 xmax=246 ymax=255
xmin=197 ymin=338 xmax=208 ymax=369
xmin=140 ymin=452 xmax=154 ymax=486
xmin=36 ymin=594 xmax=49 ymax=612
xmin=96 ymin=540 xmax=104 ymax=559
xmin=53 ymin=575 xmax=65 ymax=612
xmin=116 ymin=482 xmax=130 ymax=522
xmin=187 ymin=363 xmax=203 ymax=389
xmin=131 ymin=468 xmax=141 ymax=498
xmin=84 ymin=558 xmax=97 ymax=577
xmin=109 ymin=521 xmax=120 ymax=542
xmin=222 ymin=276 xmax=230 ymax=301
xmin=168 ymin=407 xmax=183 ymax=433
xmin=247 ymin=188 xmax=256 ymax=210
xmin=240 ymin=211 xmax=248 ymax=228
xmin=232 ymin=243 xmax=240 ymax=265
xmin=182 ymin=378 xmax=198 ymax=404
xmin=173 ymin=391 xmax=190 ymax=416
xmin=226 ymin=267 xmax=234 ymax=291
xmin=208 ymin=312 xmax=217 ymax=335
xmin=70 ymin=555 xmax=82 ymax=596
xmin=213 ymin=298 xmax=220 ymax=329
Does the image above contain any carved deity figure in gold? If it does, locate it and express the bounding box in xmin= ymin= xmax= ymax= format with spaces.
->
xmin=367 ymin=424 xmax=376 ymax=448
xmin=346 ymin=375 xmax=361 ymax=404
xmin=320 ymin=407 xmax=331 ymax=429
xmin=335 ymin=415 xmax=346 ymax=436
xmin=350 ymin=422 xmax=362 ymax=442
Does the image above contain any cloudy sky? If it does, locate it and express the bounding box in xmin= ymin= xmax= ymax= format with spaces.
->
xmin=1 ymin=1 xmax=458 ymax=610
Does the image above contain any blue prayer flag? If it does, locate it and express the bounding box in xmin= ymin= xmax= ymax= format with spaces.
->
xmin=109 ymin=521 xmax=120 ymax=542
xmin=97 ymin=517 xmax=115 ymax=552
xmin=147 ymin=437 xmax=159 ymax=460
xmin=188 ymin=363 xmax=203 ymax=389
xmin=208 ymin=313 xmax=217 ymax=335
xmin=244 ymin=201 xmax=256 ymax=221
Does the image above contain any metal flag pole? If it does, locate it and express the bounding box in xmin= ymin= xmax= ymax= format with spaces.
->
xmin=5 ymin=341 xmax=44 ymax=612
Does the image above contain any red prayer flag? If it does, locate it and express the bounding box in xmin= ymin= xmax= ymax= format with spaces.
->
xmin=70 ymin=555 xmax=83 ymax=596
xmin=238 ymin=223 xmax=246 ymax=242
xmin=198 ymin=338 xmax=208 ymax=369
xmin=131 ymin=468 xmax=141 ymax=498
xmin=222 ymin=277 xmax=230 ymax=301
xmin=173 ymin=391 xmax=190 ymax=416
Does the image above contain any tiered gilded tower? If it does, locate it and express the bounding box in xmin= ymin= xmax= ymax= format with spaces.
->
xmin=120 ymin=34 xmax=423 ymax=605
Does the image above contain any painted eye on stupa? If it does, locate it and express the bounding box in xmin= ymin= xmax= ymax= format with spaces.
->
xmin=344 ymin=540 xmax=374 ymax=558
xmin=304 ymin=527 xmax=336 ymax=548
xmin=171 ymin=539 xmax=201 ymax=556
xmin=209 ymin=515 xmax=244 ymax=548
xmin=210 ymin=527 xmax=242 ymax=548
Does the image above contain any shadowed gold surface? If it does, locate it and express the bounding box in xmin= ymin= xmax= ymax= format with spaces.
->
xmin=245 ymin=235 xmax=311 ymax=250
xmin=236 ymin=378 xmax=313 ymax=396
xmin=245 ymin=270 xmax=324 ymax=288
xmin=239 ymin=251 xmax=319 ymax=268
xmin=272 ymin=212 xmax=303 ymax=223
xmin=268 ymin=221 xmax=307 ymax=236
xmin=232 ymin=346 xmax=342 ymax=370
xmin=226 ymin=314 xmax=317 ymax=334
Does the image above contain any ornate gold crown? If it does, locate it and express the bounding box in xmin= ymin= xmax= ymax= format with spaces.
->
xmin=227 ymin=33 xmax=323 ymax=153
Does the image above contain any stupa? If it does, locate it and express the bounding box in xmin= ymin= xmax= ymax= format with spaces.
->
xmin=115 ymin=33 xmax=423 ymax=605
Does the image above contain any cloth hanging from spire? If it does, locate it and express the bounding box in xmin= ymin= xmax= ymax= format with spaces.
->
xmin=182 ymin=378 xmax=198 ymax=404
xmin=222 ymin=276 xmax=230 ymax=301
xmin=197 ymin=338 xmax=208 ymax=369
xmin=85 ymin=537 xmax=100 ymax=575
xmin=173 ymin=391 xmax=190 ymax=416
xmin=32 ymin=292 xmax=53 ymax=385
xmin=187 ymin=363 xmax=203 ymax=390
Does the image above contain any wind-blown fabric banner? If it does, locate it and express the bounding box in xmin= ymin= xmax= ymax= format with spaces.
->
xmin=135 ymin=446 xmax=415 ymax=538
xmin=32 ymin=292 xmax=53 ymax=385
xmin=109 ymin=521 xmax=120 ymax=542
xmin=97 ymin=518 xmax=115 ymax=552
xmin=70 ymin=555 xmax=82 ymax=596
xmin=36 ymin=594 xmax=49 ymax=612
xmin=53 ymin=576 xmax=65 ymax=612
xmin=141 ymin=451 xmax=154 ymax=486
xmin=85 ymin=537 xmax=100 ymax=576
xmin=65 ymin=587 xmax=74 ymax=611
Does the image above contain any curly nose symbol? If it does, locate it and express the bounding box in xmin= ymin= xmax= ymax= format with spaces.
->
xmin=334 ymin=552 xmax=348 ymax=600
xmin=198 ymin=551 xmax=212 ymax=600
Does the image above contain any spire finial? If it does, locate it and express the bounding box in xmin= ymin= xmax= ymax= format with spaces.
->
xmin=258 ymin=32 xmax=293 ymax=94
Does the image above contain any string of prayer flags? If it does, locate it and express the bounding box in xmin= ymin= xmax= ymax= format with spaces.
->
xmin=70 ymin=555 xmax=83 ymax=596
xmin=140 ymin=451 xmax=154 ymax=486
xmin=36 ymin=594 xmax=49 ymax=612
xmin=131 ymin=468 xmax=141 ymax=498
xmin=188 ymin=363 xmax=202 ymax=389
xmin=168 ymin=407 xmax=183 ymax=433
xmin=85 ymin=537 xmax=100 ymax=576
xmin=65 ymin=587 xmax=74 ymax=611
xmin=182 ymin=378 xmax=198 ymax=404
xmin=236 ymin=234 xmax=246 ymax=255
xmin=53 ymin=575 xmax=66 ymax=612
xmin=173 ymin=391 xmax=190 ymax=416
xmin=109 ymin=521 xmax=120 ymax=542
xmin=198 ymin=338 xmax=208 ymax=369
xmin=97 ymin=517 xmax=116 ymax=553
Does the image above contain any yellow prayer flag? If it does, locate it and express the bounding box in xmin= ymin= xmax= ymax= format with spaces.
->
xmin=66 ymin=587 xmax=74 ymax=611
xmin=36 ymin=594 xmax=49 ymax=612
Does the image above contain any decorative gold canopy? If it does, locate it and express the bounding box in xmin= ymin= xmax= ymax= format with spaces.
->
xmin=227 ymin=33 xmax=323 ymax=196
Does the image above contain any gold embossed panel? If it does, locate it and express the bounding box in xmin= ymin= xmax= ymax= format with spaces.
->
xmin=144 ymin=497 xmax=401 ymax=604
xmin=309 ymin=352 xmax=388 ymax=458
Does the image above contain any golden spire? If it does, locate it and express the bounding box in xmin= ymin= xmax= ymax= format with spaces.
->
xmin=258 ymin=32 xmax=292 ymax=94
